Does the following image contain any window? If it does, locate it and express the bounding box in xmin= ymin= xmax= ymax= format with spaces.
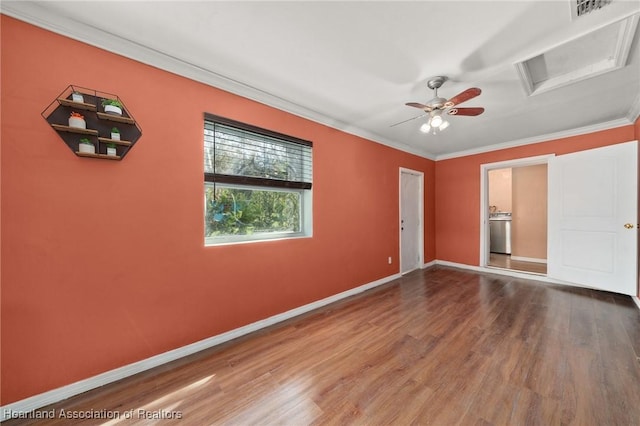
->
xmin=204 ymin=114 xmax=312 ymax=244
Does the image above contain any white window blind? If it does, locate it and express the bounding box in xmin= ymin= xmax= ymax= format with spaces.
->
xmin=204 ymin=114 xmax=312 ymax=189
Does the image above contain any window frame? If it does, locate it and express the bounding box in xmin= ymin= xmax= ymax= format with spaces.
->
xmin=203 ymin=113 xmax=313 ymax=245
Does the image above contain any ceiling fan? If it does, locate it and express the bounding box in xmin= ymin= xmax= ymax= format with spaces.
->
xmin=393 ymin=76 xmax=484 ymax=134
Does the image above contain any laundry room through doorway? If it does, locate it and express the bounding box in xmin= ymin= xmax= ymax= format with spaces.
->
xmin=488 ymin=164 xmax=548 ymax=274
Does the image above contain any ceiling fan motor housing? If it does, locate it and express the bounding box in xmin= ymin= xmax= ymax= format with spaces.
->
xmin=427 ymin=96 xmax=447 ymax=109
xmin=426 ymin=76 xmax=448 ymax=109
xmin=426 ymin=76 xmax=447 ymax=90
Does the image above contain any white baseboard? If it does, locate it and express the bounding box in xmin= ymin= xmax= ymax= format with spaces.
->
xmin=0 ymin=272 xmax=401 ymax=421
xmin=3 ymin=263 xmax=636 ymax=419
xmin=423 ymin=260 xmax=436 ymax=269
xmin=510 ymin=255 xmax=547 ymax=264
xmin=436 ymin=259 xmax=566 ymax=284
xmin=436 ymin=260 xmax=496 ymax=274
xmin=435 ymin=260 xmax=640 ymax=299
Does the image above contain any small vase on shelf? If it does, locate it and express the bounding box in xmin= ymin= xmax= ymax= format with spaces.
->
xmin=71 ymin=92 xmax=84 ymax=103
xmin=106 ymin=143 xmax=117 ymax=156
xmin=68 ymin=112 xmax=86 ymax=129
xmin=78 ymin=138 xmax=95 ymax=154
xmin=102 ymin=99 xmax=123 ymax=116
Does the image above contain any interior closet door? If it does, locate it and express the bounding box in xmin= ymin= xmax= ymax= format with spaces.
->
xmin=548 ymin=141 xmax=637 ymax=295
xmin=400 ymin=169 xmax=423 ymax=274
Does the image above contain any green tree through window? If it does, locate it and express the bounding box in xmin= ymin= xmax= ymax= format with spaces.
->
xmin=204 ymin=114 xmax=312 ymax=244
xmin=205 ymin=186 xmax=301 ymax=237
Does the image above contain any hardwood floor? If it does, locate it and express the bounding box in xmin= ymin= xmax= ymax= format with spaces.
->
xmin=488 ymin=253 xmax=547 ymax=275
xmin=4 ymin=267 xmax=640 ymax=425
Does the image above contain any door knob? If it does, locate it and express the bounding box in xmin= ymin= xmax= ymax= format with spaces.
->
xmin=624 ymin=223 xmax=634 ymax=229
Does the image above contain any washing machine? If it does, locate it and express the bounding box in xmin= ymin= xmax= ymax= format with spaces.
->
xmin=489 ymin=213 xmax=511 ymax=254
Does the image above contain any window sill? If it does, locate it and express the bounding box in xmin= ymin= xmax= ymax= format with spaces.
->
xmin=205 ymin=233 xmax=311 ymax=247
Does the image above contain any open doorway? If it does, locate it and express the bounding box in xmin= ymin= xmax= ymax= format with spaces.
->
xmin=481 ymin=144 xmax=637 ymax=294
xmin=480 ymin=155 xmax=552 ymax=275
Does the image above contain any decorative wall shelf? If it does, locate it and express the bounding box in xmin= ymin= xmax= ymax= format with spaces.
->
xmin=50 ymin=124 xmax=99 ymax=135
xmin=96 ymin=112 xmax=136 ymax=125
xmin=42 ymin=85 xmax=142 ymax=160
xmin=76 ymin=152 xmax=123 ymax=160
xmin=97 ymin=137 xmax=132 ymax=146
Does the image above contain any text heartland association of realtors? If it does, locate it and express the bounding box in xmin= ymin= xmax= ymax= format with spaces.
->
xmin=3 ymin=408 xmax=182 ymax=420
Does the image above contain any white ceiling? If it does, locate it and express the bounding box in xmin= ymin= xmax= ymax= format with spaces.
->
xmin=3 ymin=1 xmax=640 ymax=159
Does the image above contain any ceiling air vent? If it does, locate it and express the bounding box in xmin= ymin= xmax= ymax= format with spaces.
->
xmin=573 ymin=0 xmax=612 ymax=19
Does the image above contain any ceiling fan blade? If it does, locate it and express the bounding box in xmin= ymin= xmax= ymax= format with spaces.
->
xmin=447 ymin=107 xmax=485 ymax=116
xmin=444 ymin=88 xmax=481 ymax=108
xmin=390 ymin=113 xmax=426 ymax=127
xmin=406 ymin=102 xmax=434 ymax=112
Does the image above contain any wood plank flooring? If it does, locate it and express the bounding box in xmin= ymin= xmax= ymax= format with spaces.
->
xmin=4 ymin=266 xmax=640 ymax=425
xmin=488 ymin=253 xmax=547 ymax=275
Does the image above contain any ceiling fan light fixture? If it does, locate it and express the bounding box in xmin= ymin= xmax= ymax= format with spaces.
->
xmin=399 ymin=75 xmax=484 ymax=135
xmin=430 ymin=112 xmax=443 ymax=128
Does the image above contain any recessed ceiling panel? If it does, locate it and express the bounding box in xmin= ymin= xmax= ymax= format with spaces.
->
xmin=515 ymin=14 xmax=639 ymax=96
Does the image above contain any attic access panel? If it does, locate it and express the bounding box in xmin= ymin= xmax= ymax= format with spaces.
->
xmin=514 ymin=14 xmax=639 ymax=96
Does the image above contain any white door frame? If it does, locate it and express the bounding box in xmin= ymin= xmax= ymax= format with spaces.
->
xmin=399 ymin=167 xmax=424 ymax=274
xmin=479 ymin=154 xmax=554 ymax=268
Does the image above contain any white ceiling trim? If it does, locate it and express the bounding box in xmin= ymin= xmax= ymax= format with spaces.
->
xmin=1 ymin=4 xmax=436 ymax=160
xmin=627 ymin=91 xmax=640 ymax=123
xmin=435 ymin=117 xmax=633 ymax=161
xmin=2 ymin=3 xmax=636 ymax=164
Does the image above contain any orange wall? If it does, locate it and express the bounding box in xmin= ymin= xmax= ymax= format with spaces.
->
xmin=0 ymin=16 xmax=435 ymax=404
xmin=488 ymin=168 xmax=512 ymax=213
xmin=512 ymin=164 xmax=548 ymax=260
xmin=435 ymin=125 xmax=636 ymax=266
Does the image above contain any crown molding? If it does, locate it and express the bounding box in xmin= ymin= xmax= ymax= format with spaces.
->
xmin=1 ymin=3 xmax=633 ymax=163
xmin=435 ymin=118 xmax=633 ymax=161
xmin=627 ymin=91 xmax=640 ymax=123
xmin=1 ymin=4 xmax=436 ymax=161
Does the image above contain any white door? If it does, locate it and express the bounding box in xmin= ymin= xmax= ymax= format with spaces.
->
xmin=548 ymin=141 xmax=637 ymax=295
xmin=400 ymin=169 xmax=423 ymax=274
